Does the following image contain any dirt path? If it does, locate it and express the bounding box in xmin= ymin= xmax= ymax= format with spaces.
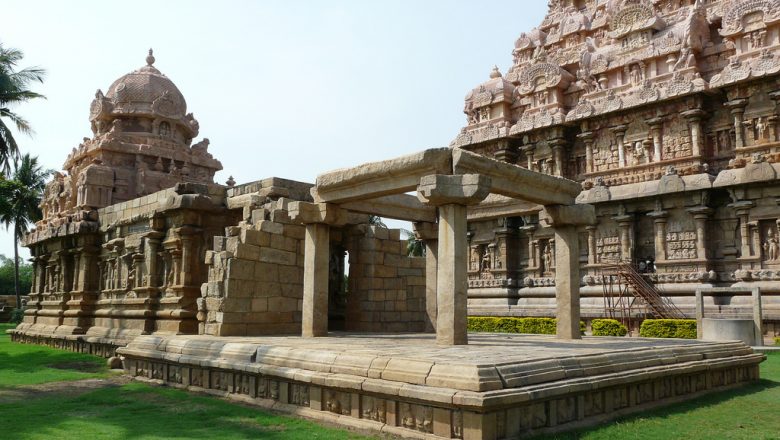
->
xmin=0 ymin=374 xmax=130 ymax=404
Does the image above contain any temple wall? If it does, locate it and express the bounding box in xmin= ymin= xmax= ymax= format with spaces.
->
xmin=345 ymin=225 xmax=427 ymax=332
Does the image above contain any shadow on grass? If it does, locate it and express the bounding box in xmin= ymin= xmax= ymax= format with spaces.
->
xmin=0 ymin=382 xmax=369 ymax=440
xmin=534 ymin=377 xmax=780 ymax=440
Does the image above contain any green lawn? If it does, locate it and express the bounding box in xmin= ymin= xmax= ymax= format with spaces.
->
xmin=539 ymin=351 xmax=780 ymax=440
xmin=0 ymin=323 xmax=111 ymax=387
xmin=2 ymin=323 xmax=779 ymax=439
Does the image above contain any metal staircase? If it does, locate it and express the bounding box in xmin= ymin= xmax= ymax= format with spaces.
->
xmin=607 ymin=262 xmax=686 ymax=319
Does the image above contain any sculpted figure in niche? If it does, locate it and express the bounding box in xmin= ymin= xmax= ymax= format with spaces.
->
xmin=629 ymin=65 xmax=642 ymax=86
xmin=756 ymin=117 xmax=766 ymax=141
xmin=542 ymin=244 xmax=552 ymax=275
xmin=481 ymin=246 xmax=492 ymax=272
xmin=159 ymin=121 xmax=171 ymax=138
xmin=633 ymin=141 xmax=645 ymax=165
xmin=764 ymin=229 xmax=779 ymax=261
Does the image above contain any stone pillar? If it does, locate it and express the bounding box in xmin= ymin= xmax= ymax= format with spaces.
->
xmin=288 ymin=202 xmax=348 ymax=338
xmin=145 ymin=233 xmax=163 ymax=288
xmin=578 ymin=132 xmax=595 ymax=174
xmin=611 ymin=125 xmax=628 ymax=168
xmin=613 ymin=214 xmax=634 ymax=262
xmin=179 ymin=232 xmax=194 ymax=287
xmin=687 ymin=206 xmax=713 ymax=261
xmin=726 ymin=99 xmax=748 ymax=149
xmin=730 ymin=201 xmax=754 ymax=259
xmin=493 ymin=140 xmax=517 ymax=164
xmin=540 ymin=204 xmax=595 ymax=341
xmin=647 ymin=210 xmax=669 ymax=261
xmin=550 ymin=139 xmax=565 ymax=177
xmin=768 ymin=91 xmax=780 ymax=141
xmin=682 ymin=109 xmax=705 ymax=158
xmin=302 ymin=223 xmax=330 ymax=337
xmin=554 ymin=225 xmax=580 ymax=339
xmin=414 ymin=221 xmax=438 ymax=333
xmin=521 ymin=145 xmax=535 ymax=171
xmin=586 ymin=225 xmax=597 ymax=265
xmin=647 ymin=117 xmax=664 ymax=162
xmin=417 ymin=174 xmax=490 ymax=345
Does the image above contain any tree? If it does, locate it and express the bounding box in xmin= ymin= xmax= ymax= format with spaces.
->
xmin=401 ymin=228 xmax=425 ymax=257
xmin=0 ymin=254 xmax=32 ymax=297
xmin=0 ymin=43 xmax=46 ymax=174
xmin=0 ymin=154 xmax=51 ymax=308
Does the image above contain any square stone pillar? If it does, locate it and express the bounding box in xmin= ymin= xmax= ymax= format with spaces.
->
xmin=289 ymin=201 xmax=348 ymax=338
xmin=302 ymin=223 xmax=330 ymax=337
xmin=554 ymin=225 xmax=581 ymax=339
xmin=541 ymin=204 xmax=595 ymax=340
xmin=437 ymin=204 xmax=468 ymax=345
xmin=414 ymin=221 xmax=438 ymax=333
xmin=418 ymin=174 xmax=491 ymax=346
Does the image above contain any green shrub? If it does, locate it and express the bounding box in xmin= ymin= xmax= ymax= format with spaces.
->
xmin=639 ymin=319 xmax=697 ymax=339
xmin=774 ymin=337 xmax=780 ymax=346
xmin=591 ymin=319 xmax=628 ymax=336
xmin=468 ymin=317 xmax=585 ymax=335
xmin=10 ymin=308 xmax=24 ymax=324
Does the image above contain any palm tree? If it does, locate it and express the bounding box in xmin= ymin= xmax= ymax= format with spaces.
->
xmin=0 ymin=154 xmax=50 ymax=308
xmin=0 ymin=43 xmax=46 ymax=174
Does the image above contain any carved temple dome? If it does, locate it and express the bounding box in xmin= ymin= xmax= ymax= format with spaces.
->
xmin=89 ymin=49 xmax=200 ymax=139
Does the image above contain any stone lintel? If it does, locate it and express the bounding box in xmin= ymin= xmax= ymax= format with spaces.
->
xmin=313 ymin=148 xmax=453 ymax=204
xmin=341 ymin=194 xmax=437 ymax=223
xmin=413 ymin=221 xmax=438 ymax=241
xmin=417 ymin=174 xmax=491 ymax=206
xmin=451 ymin=149 xmax=579 ymax=206
xmin=539 ymin=204 xmax=596 ymax=227
xmin=288 ymin=201 xmax=348 ymax=226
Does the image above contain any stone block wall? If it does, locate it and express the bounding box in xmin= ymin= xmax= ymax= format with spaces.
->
xmin=346 ymin=225 xmax=427 ymax=332
xmin=201 ymin=199 xmax=305 ymax=336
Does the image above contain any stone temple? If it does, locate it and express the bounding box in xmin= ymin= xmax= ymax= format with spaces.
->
xmin=9 ymin=1 xmax=776 ymax=438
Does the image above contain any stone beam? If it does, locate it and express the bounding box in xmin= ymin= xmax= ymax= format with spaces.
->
xmin=340 ymin=194 xmax=437 ymax=223
xmin=313 ymin=148 xmax=453 ymax=203
xmin=288 ymin=201 xmax=348 ymax=226
xmin=539 ymin=204 xmax=596 ymax=227
xmin=417 ymin=174 xmax=491 ymax=206
xmin=451 ymin=148 xmax=580 ymax=206
xmin=467 ymin=194 xmax=540 ymax=221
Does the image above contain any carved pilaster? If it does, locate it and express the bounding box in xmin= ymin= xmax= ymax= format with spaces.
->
xmin=726 ymin=99 xmax=748 ymax=149
xmin=586 ymin=225 xmax=597 ymax=265
xmin=611 ymin=125 xmax=628 ymax=168
xmin=646 ymin=117 xmax=664 ymax=162
xmin=647 ymin=210 xmax=669 ymax=262
xmin=729 ymin=200 xmax=754 ymax=261
xmin=521 ymin=145 xmax=535 ymax=171
xmin=550 ymin=139 xmax=566 ymax=177
xmin=612 ymin=214 xmax=634 ymax=262
xmin=578 ymin=131 xmax=595 ymax=174
xmin=687 ymin=206 xmax=713 ymax=261
xmin=682 ymin=109 xmax=706 ymax=158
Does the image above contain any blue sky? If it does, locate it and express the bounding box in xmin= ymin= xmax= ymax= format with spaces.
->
xmin=1 ymin=0 xmax=548 ymax=258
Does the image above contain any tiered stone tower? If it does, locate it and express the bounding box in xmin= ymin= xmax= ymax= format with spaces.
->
xmin=454 ymin=0 xmax=780 ymax=333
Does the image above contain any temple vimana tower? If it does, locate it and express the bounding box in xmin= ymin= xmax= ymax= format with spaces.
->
xmin=14 ymin=0 xmax=780 ymax=351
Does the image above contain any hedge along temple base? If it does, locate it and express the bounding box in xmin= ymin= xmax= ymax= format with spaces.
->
xmin=119 ymin=332 xmax=763 ymax=440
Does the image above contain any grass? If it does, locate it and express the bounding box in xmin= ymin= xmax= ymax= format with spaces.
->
xmin=540 ymin=352 xmax=780 ymax=440
xmin=2 ymin=323 xmax=779 ymax=439
xmin=0 ymin=382 xmax=372 ymax=440
xmin=0 ymin=323 xmax=111 ymax=387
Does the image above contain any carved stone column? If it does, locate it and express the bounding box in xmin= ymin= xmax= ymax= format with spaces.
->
xmin=729 ymin=201 xmax=754 ymax=260
xmin=647 ymin=209 xmax=669 ymax=262
xmin=521 ymin=145 xmax=535 ymax=171
xmin=578 ymin=131 xmax=595 ymax=174
xmin=682 ymin=109 xmax=706 ymax=158
xmin=520 ymin=224 xmax=537 ymax=275
xmin=611 ymin=125 xmax=628 ymax=168
xmin=687 ymin=206 xmax=713 ymax=261
xmin=586 ymin=225 xmax=598 ymax=265
xmin=413 ymin=221 xmax=438 ymax=333
xmin=550 ymin=139 xmax=566 ymax=177
xmin=768 ymin=90 xmax=780 ymax=141
xmin=647 ymin=117 xmax=664 ymax=162
xmin=726 ymin=99 xmax=748 ymax=149
xmin=418 ymin=174 xmax=490 ymax=345
xmin=613 ymin=214 xmax=634 ymax=262
xmin=493 ymin=140 xmax=517 ymax=164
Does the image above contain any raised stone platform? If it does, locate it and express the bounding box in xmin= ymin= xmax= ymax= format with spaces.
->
xmin=118 ymin=333 xmax=764 ymax=439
